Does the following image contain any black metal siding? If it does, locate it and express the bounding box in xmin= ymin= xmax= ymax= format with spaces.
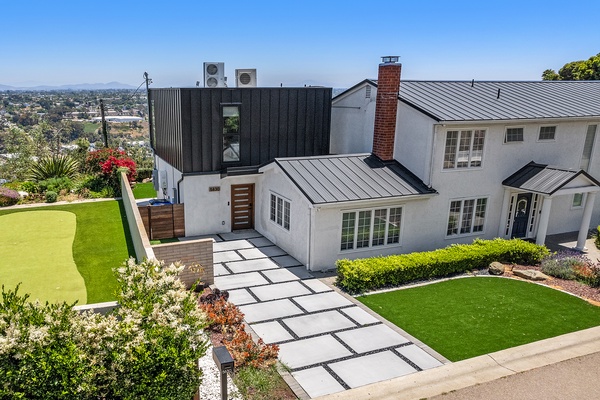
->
xmin=150 ymin=89 xmax=184 ymax=171
xmin=150 ymin=87 xmax=332 ymax=173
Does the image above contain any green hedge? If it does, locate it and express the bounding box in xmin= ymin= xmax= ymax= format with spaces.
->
xmin=336 ymin=238 xmax=549 ymax=294
xmin=595 ymin=225 xmax=600 ymax=250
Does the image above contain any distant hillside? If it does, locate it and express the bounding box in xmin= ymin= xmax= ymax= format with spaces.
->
xmin=0 ymin=82 xmax=136 ymax=90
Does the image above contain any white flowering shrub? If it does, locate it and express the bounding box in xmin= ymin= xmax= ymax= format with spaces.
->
xmin=0 ymin=258 xmax=208 ymax=399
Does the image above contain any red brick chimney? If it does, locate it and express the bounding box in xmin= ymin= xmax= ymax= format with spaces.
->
xmin=372 ymin=56 xmax=401 ymax=161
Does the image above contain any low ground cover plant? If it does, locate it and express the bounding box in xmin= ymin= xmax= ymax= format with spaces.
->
xmin=0 ymin=258 xmax=208 ymax=399
xmin=198 ymin=288 xmax=287 ymax=399
xmin=337 ymin=238 xmax=549 ymax=293
xmin=541 ymin=251 xmax=600 ymax=288
xmin=0 ymin=186 xmax=19 ymax=206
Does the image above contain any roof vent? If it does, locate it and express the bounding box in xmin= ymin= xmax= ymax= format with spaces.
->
xmin=381 ymin=56 xmax=399 ymax=64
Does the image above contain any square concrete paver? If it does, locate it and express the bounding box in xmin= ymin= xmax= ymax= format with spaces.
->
xmin=340 ymin=307 xmax=380 ymax=325
xmin=213 ymin=263 xmax=230 ymax=277
xmin=329 ymin=351 xmax=416 ymax=389
xmin=214 ymin=272 xmax=269 ymax=290
xmin=301 ymin=278 xmax=332 ymax=293
xmin=250 ymin=321 xmax=294 ymax=344
xmin=293 ymin=291 xmax=353 ymax=312
xmin=292 ymin=367 xmax=345 ymax=398
xmin=278 ymin=335 xmax=352 ymax=369
xmin=250 ymin=281 xmax=311 ymax=302
xmin=239 ymin=299 xmax=304 ymax=323
xmin=227 ymin=258 xmax=280 ymax=273
xmin=335 ymin=324 xmax=410 ymax=353
xmin=282 ymin=310 xmax=356 ymax=337
xmin=213 ymin=239 xmax=254 ymax=252
xmin=262 ymin=268 xmax=300 ymax=283
xmin=213 ymin=251 xmax=243 ymax=263
xmin=237 ymin=247 xmax=270 ymax=260
xmin=248 ymin=237 xmax=273 ymax=247
xmin=219 ymin=230 xmax=263 ymax=241
xmin=226 ymin=288 xmax=257 ymax=306
xmin=258 ymin=245 xmax=288 ymax=257
xmin=396 ymin=344 xmax=444 ymax=370
xmin=286 ymin=266 xmax=314 ymax=280
xmin=272 ymin=255 xmax=303 ymax=267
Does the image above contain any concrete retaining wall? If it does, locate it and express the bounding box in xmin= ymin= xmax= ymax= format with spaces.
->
xmin=120 ymin=172 xmax=155 ymax=261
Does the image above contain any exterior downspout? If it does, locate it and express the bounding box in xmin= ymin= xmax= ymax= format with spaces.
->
xmin=176 ymin=175 xmax=184 ymax=204
xmin=428 ymin=124 xmax=439 ymax=187
xmin=307 ymin=205 xmax=316 ymax=271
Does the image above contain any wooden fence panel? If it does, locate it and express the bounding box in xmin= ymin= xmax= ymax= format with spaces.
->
xmin=138 ymin=204 xmax=185 ymax=240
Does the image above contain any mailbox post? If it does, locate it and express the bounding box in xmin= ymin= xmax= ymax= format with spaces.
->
xmin=213 ymin=346 xmax=234 ymax=400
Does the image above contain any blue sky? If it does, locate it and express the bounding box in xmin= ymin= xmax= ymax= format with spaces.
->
xmin=2 ymin=0 xmax=599 ymax=88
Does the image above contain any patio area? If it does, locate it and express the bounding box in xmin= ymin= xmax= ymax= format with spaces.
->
xmin=206 ymin=230 xmax=446 ymax=398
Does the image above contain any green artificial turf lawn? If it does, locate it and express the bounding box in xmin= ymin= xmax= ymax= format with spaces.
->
xmin=0 ymin=201 xmax=135 ymax=304
xmin=358 ymin=277 xmax=600 ymax=362
xmin=132 ymin=182 xmax=157 ymax=199
xmin=0 ymin=211 xmax=87 ymax=304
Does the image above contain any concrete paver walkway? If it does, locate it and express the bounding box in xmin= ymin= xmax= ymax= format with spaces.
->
xmin=211 ymin=230 xmax=445 ymax=398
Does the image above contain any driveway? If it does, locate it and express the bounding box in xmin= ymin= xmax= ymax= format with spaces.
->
xmin=211 ymin=230 xmax=446 ymax=398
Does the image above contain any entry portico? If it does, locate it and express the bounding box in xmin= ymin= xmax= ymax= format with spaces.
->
xmin=500 ymin=162 xmax=600 ymax=251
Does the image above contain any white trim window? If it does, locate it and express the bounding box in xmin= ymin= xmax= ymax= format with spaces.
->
xmin=443 ymin=129 xmax=485 ymax=169
xmin=504 ymin=127 xmax=524 ymax=143
xmin=447 ymin=198 xmax=487 ymax=236
xmin=340 ymin=207 xmax=402 ymax=251
xmin=270 ymin=193 xmax=290 ymax=230
xmin=572 ymin=193 xmax=584 ymax=208
xmin=538 ymin=126 xmax=556 ymax=141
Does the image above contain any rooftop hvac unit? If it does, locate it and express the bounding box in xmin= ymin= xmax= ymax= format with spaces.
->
xmin=203 ymin=62 xmax=226 ymax=87
xmin=235 ymin=69 xmax=257 ymax=87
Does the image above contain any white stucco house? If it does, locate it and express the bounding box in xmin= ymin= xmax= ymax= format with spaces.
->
xmin=151 ymin=58 xmax=600 ymax=271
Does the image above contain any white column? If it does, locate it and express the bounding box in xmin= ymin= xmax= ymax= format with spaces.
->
xmin=498 ymin=189 xmax=512 ymax=238
xmin=536 ymin=196 xmax=553 ymax=246
xmin=576 ymin=192 xmax=596 ymax=251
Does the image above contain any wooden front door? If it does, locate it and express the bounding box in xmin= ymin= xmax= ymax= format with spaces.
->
xmin=231 ymin=184 xmax=254 ymax=230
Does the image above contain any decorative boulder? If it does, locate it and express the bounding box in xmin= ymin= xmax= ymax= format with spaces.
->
xmin=488 ymin=262 xmax=505 ymax=275
xmin=513 ymin=269 xmax=549 ymax=281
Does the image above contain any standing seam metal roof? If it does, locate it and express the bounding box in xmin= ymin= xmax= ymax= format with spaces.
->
xmin=382 ymin=80 xmax=600 ymax=122
xmin=502 ymin=162 xmax=600 ymax=195
xmin=274 ymin=154 xmax=435 ymax=205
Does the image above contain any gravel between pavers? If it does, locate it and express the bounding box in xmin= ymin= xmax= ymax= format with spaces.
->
xmin=198 ymin=343 xmax=242 ymax=400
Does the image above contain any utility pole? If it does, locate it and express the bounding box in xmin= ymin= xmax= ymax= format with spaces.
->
xmin=99 ymin=99 xmax=108 ymax=148
xmin=144 ymin=72 xmax=153 ymax=148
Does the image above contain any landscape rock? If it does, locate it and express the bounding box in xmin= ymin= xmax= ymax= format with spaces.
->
xmin=513 ymin=269 xmax=549 ymax=281
xmin=488 ymin=262 xmax=505 ymax=275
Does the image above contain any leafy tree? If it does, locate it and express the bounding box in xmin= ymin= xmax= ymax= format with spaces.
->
xmin=0 ymin=126 xmax=34 ymax=181
xmin=542 ymin=52 xmax=600 ymax=80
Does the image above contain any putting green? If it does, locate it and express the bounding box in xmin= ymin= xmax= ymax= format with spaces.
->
xmin=0 ymin=210 xmax=86 ymax=304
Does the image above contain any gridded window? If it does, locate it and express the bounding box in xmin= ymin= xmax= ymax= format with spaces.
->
xmin=505 ymin=127 xmax=524 ymax=143
xmin=356 ymin=211 xmax=371 ymax=248
xmin=341 ymin=213 xmax=356 ymax=250
xmin=340 ymin=207 xmax=402 ymax=251
xmin=538 ymin=126 xmax=556 ymax=141
xmin=443 ymin=130 xmax=485 ymax=169
xmin=447 ymin=198 xmax=487 ymax=236
xmin=270 ymin=193 xmax=290 ymax=230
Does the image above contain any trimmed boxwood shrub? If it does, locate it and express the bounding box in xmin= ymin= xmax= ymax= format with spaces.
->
xmin=336 ymin=238 xmax=549 ymax=294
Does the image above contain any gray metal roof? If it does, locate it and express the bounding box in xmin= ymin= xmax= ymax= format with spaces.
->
xmin=395 ymin=80 xmax=600 ymax=122
xmin=503 ymin=162 xmax=600 ymax=195
xmin=274 ymin=154 xmax=435 ymax=204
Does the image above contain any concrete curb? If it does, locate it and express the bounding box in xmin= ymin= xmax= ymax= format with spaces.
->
xmin=315 ymin=325 xmax=600 ymax=400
